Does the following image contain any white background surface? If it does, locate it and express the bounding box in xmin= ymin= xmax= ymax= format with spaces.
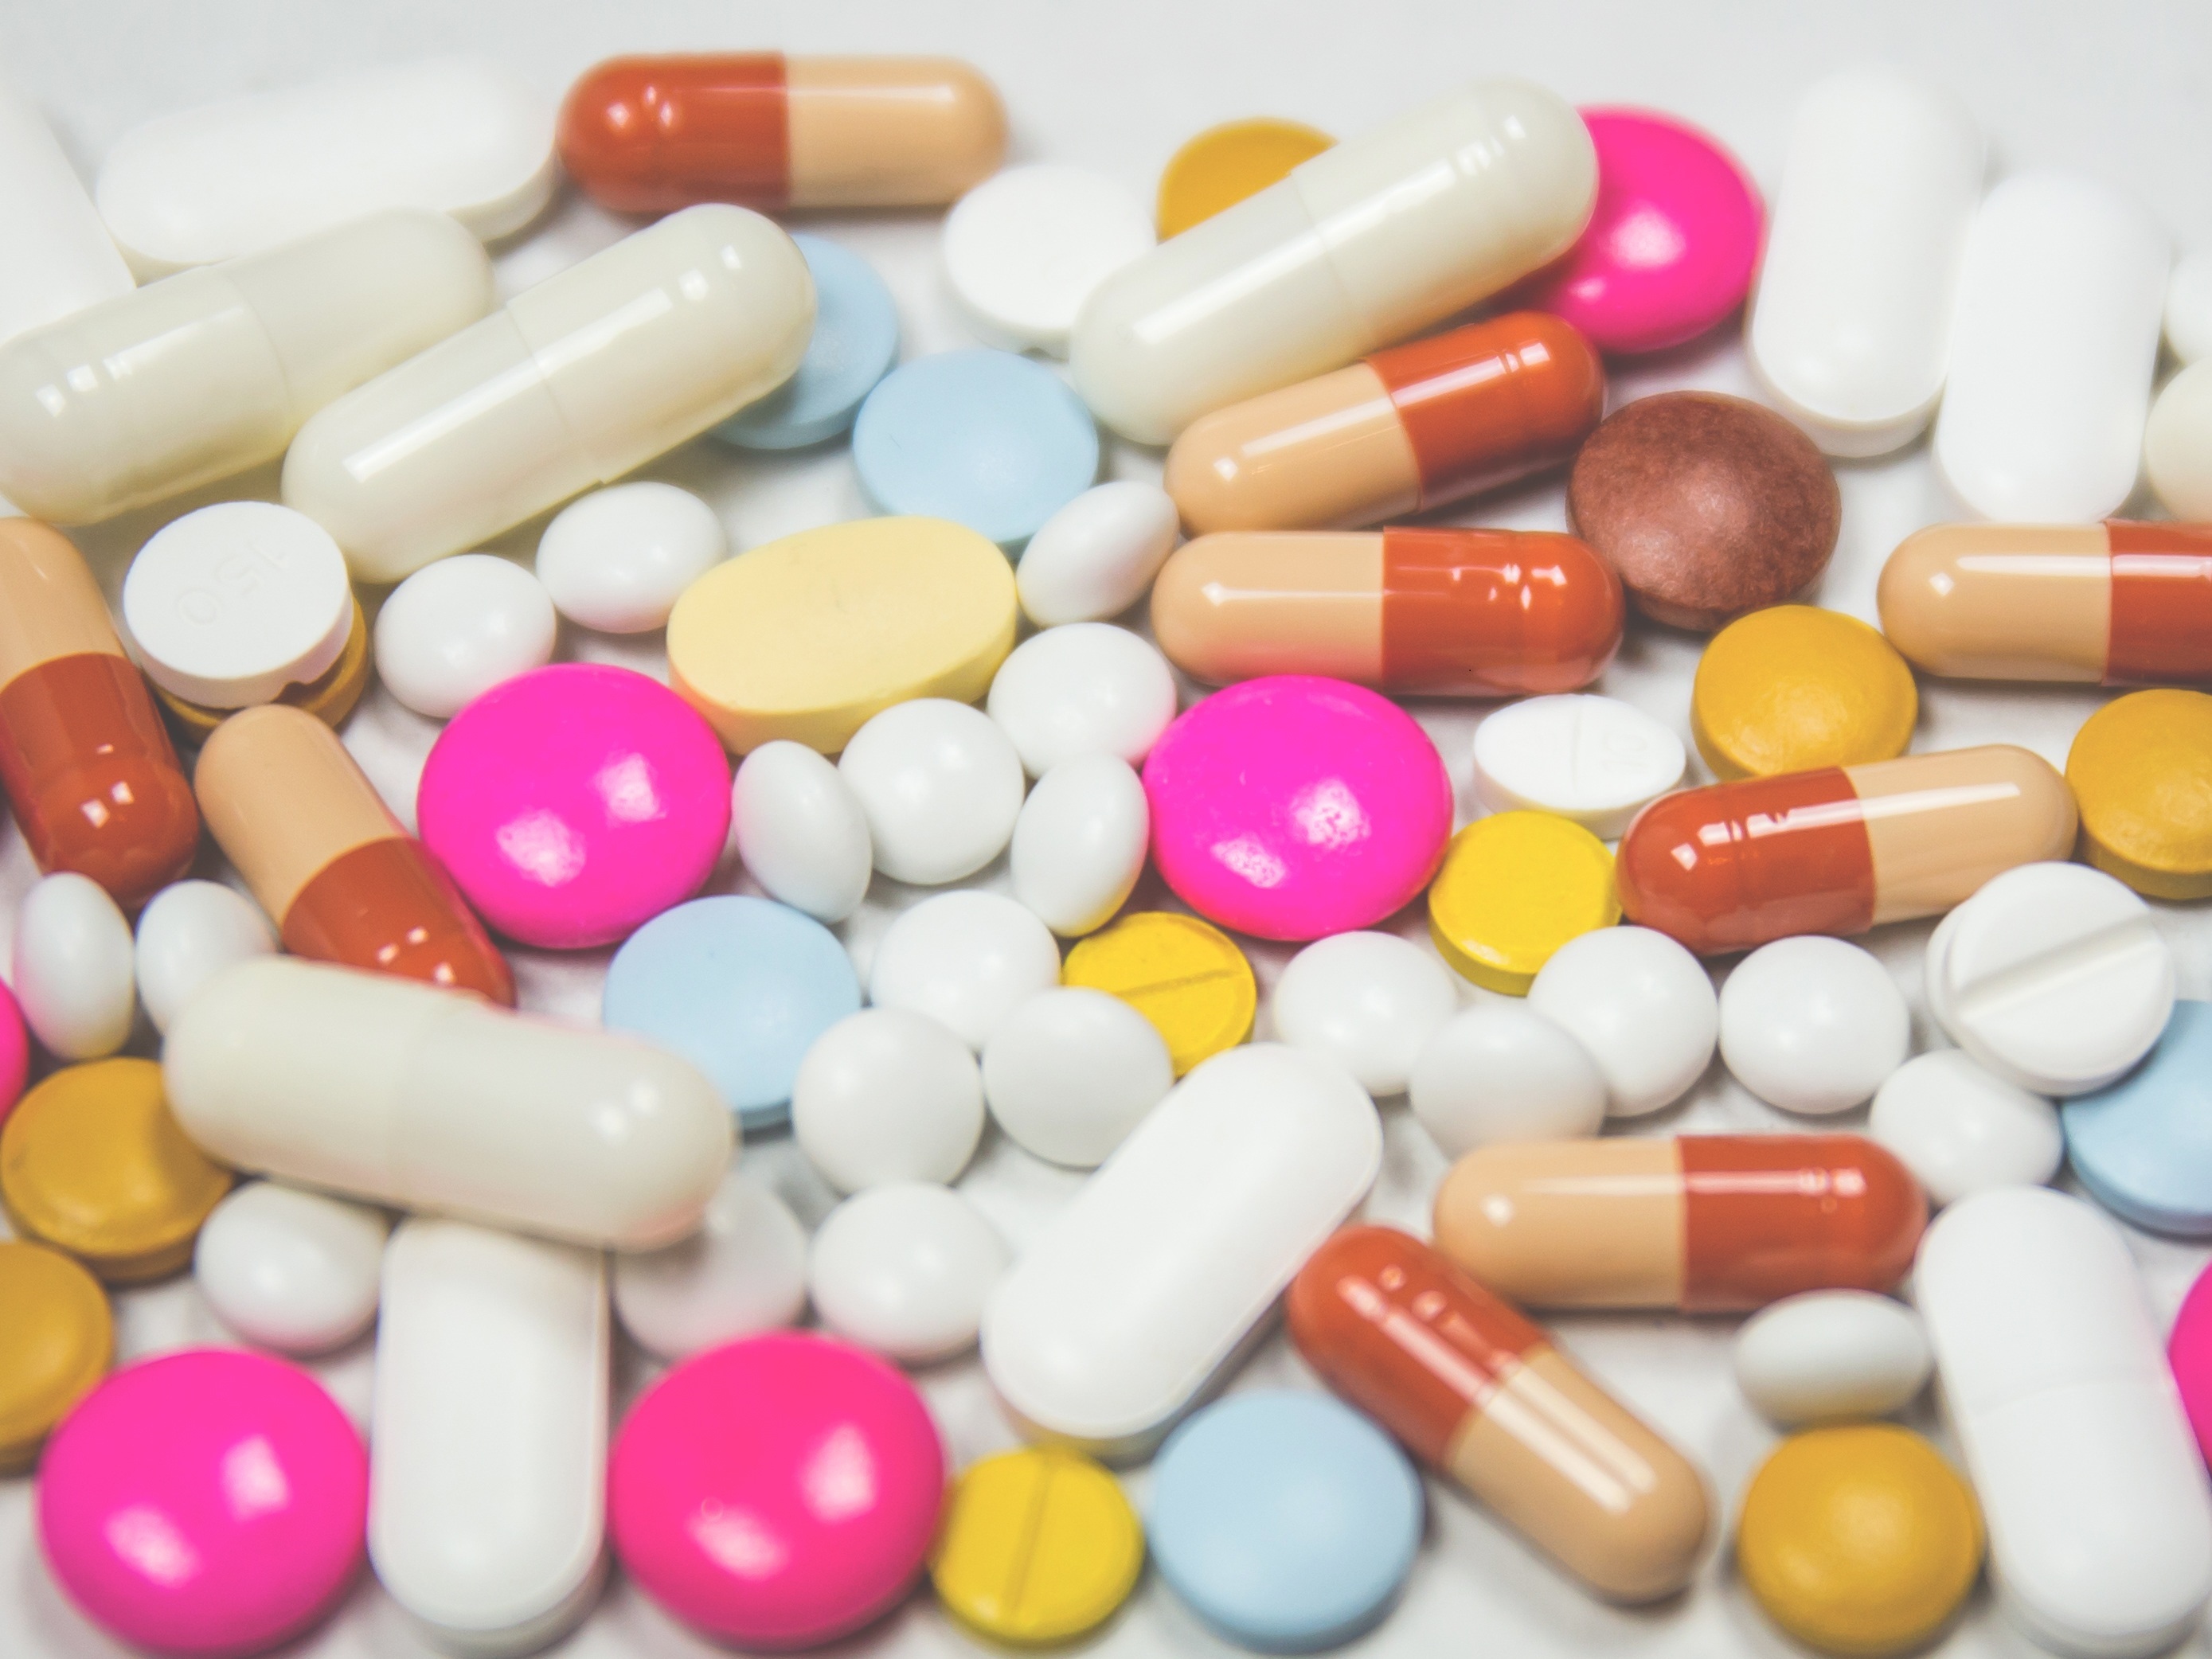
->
xmin=3 ymin=2 xmax=2212 ymax=1656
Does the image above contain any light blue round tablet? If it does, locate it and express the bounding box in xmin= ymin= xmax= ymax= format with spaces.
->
xmin=602 ymin=895 xmax=860 ymax=1130
xmin=2063 ymin=999 xmax=2212 ymax=1235
xmin=1147 ymin=1391 xmax=1422 ymax=1653
xmin=715 ymin=233 xmax=900 ymax=451
xmin=851 ymin=348 xmax=1100 ymax=550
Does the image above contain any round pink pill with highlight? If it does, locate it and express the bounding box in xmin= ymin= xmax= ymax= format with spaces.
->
xmin=608 ymin=1331 xmax=944 ymax=1650
xmin=36 ymin=1348 xmax=367 ymax=1658
xmin=0 ymin=975 xmax=26 ymax=1122
xmin=417 ymin=663 xmax=733 ymax=950
xmin=2170 ymin=1260 xmax=2212 ymax=1464
xmin=1142 ymin=675 xmax=1453 ymax=942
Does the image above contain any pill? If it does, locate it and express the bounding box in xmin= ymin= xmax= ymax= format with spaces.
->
xmin=840 ymin=698 xmax=1027 ymax=886
xmin=2168 ymin=248 xmax=2212 ymax=366
xmin=612 ymin=1168 xmax=808 ymax=1363
xmin=1718 ymin=936 xmax=1910 ymax=1115
xmin=608 ymin=1333 xmax=945 ymax=1649
xmin=1071 ymin=80 xmax=1595 ymax=444
xmin=372 ymin=1218 xmax=608 ymax=1657
xmin=1408 ymin=1004 xmax=1607 ymax=1155
xmin=1271 ymin=930 xmax=1457 ymax=1096
xmin=14 ymin=871 xmax=137 ymax=1060
xmin=2170 ymin=1263 xmax=2212 ymax=1464
xmin=196 ymin=704 xmax=514 ymax=1001
xmin=982 ymin=987 xmax=1174 ymax=1168
xmin=535 ymin=482 xmax=725 ymax=635
xmin=1016 ymin=480 xmax=1182 ymax=627
xmin=1615 ymin=744 xmax=2078 ymax=955
xmin=2147 ymin=358 xmax=2212 ymax=519
xmin=1471 ymin=694 xmax=1685 ymax=837
xmin=2065 ymin=689 xmax=2212 ymax=896
xmin=668 ymin=515 xmax=1015 ymax=755
xmin=37 ymin=1349 xmax=367 ymax=1659
xmin=730 ymin=740 xmax=873 ymax=923
xmin=557 ymin=54 xmax=1006 ymax=213
xmin=867 ymin=892 xmax=1061 ymax=1052
xmin=794 ymin=1009 xmax=985 ymax=1193
xmin=982 ymin=1044 xmax=1380 ymax=1454
xmin=1934 ymin=171 xmax=2169 ymax=521
xmin=372 ymin=552 xmax=555 ymax=720
xmin=604 ymin=896 xmax=861 ymax=1130
xmin=1866 ymin=1049 xmax=2061 ymax=1208
xmin=1524 ymin=926 xmax=1716 ymax=1118
xmin=1567 ymin=390 xmax=1841 ymax=630
xmin=0 ymin=981 xmax=25 ymax=1122
xmin=95 ymin=57 xmax=555 ymax=275
xmin=944 ymin=165 xmax=1155 ymax=356
xmin=1060 ymin=910 xmax=1256 ymax=1077
xmin=931 ymin=1446 xmax=1143 ymax=1645
xmin=1427 ymin=811 xmax=1620 ymax=996
xmin=133 ymin=880 xmax=276 ymax=1036
xmin=0 ymin=209 xmax=490 ymax=526
xmin=810 ymin=1182 xmax=1011 ymax=1363
xmin=1732 ymin=1291 xmax=1933 ymax=1428
xmin=0 ymin=86 xmax=132 ymax=345
xmin=1156 ymin=117 xmax=1334 ymax=238
xmin=283 ymin=205 xmax=811 ymax=582
xmin=1163 ymin=312 xmax=1604 ymax=536
xmin=1147 ymin=1390 xmax=1423 ymax=1648
xmin=1432 ymin=1134 xmax=1925 ymax=1310
xmin=1010 ymin=754 xmax=1148 ymax=938
xmin=1152 ymin=529 xmax=1624 ymax=695
xmin=193 ymin=1181 xmax=388 ymax=1356
xmin=988 ymin=624 xmax=1176 ymax=779
xmin=0 ymin=1240 xmax=110 ymax=1473
xmin=162 ymin=957 xmax=730 ymax=1250
xmin=2061 ymin=1001 xmax=2212 ymax=1235
xmin=716 ymin=234 xmax=898 ymax=450
xmin=1737 ymin=1425 xmax=1982 ymax=1657
xmin=1288 ymin=1226 xmax=1710 ymax=1602
xmin=0 ymin=521 xmax=198 ymax=908
xmin=1917 ymin=1187 xmax=2212 ymax=1657
xmin=1692 ymin=605 xmax=1917 ymax=779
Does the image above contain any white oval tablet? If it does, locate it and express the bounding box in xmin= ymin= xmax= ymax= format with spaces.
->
xmin=193 ymin=1180 xmax=389 ymax=1354
xmin=791 ymin=1008 xmax=986 ymax=1193
xmin=1471 ymin=695 xmax=1686 ymax=839
xmin=534 ymin=482 xmax=725 ymax=634
xmin=730 ymin=740 xmax=873 ymax=923
xmin=987 ymin=622 xmax=1178 ymax=776
xmin=943 ymin=165 xmax=1155 ymax=357
xmin=1868 ymin=1048 xmax=2062 ymax=1207
xmin=1733 ymin=1290 xmax=1932 ymax=1428
xmin=1270 ymin=931 xmax=1457 ymax=1098
xmin=1718 ymin=935 xmax=1909 ymax=1114
xmin=373 ymin=552 xmax=555 ymax=720
xmin=867 ymin=892 xmax=1061 ymax=1051
xmin=1408 ymin=1004 xmax=1607 ymax=1157
xmin=981 ymin=987 xmax=1174 ymax=1168
xmin=134 ymin=880 xmax=276 ymax=1036
xmin=2168 ymin=248 xmax=2212 ymax=365
xmin=809 ymin=1182 xmax=1011 ymax=1364
xmin=1016 ymin=480 xmax=1181 ymax=627
xmin=610 ymin=1168 xmax=808 ymax=1362
xmin=2145 ymin=357 xmax=2212 ymax=521
xmin=839 ymin=698 xmax=1026 ymax=886
xmin=1526 ymin=926 xmax=1718 ymax=1118
xmin=1010 ymin=755 xmax=1148 ymax=937
xmin=14 ymin=872 xmax=135 ymax=1060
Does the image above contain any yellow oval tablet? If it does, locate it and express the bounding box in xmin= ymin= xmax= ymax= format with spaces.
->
xmin=1062 ymin=911 xmax=1255 ymax=1076
xmin=2067 ymin=688 xmax=2212 ymax=900
xmin=667 ymin=516 xmax=1017 ymax=754
xmin=1693 ymin=606 xmax=1918 ymax=779
xmin=0 ymin=1058 xmax=233 ymax=1283
xmin=1428 ymin=810 xmax=1619 ymax=995
xmin=1157 ymin=118 xmax=1335 ymax=239
xmin=1737 ymin=1424 xmax=1983 ymax=1657
xmin=932 ymin=1446 xmax=1143 ymax=1645
xmin=153 ymin=597 xmax=371 ymax=743
xmin=0 ymin=1239 xmax=111 ymax=1473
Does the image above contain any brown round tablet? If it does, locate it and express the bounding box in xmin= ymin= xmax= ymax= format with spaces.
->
xmin=1568 ymin=392 xmax=1841 ymax=631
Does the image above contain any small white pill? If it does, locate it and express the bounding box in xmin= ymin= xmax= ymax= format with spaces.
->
xmin=1719 ymin=935 xmax=1910 ymax=1114
xmin=1733 ymin=1290 xmax=1933 ymax=1428
xmin=839 ymin=698 xmax=1026 ymax=886
xmin=1270 ymin=931 xmax=1456 ymax=1098
xmin=134 ymin=880 xmax=276 ymax=1036
xmin=534 ymin=481 xmax=726 ymax=634
xmin=943 ymin=164 xmax=1155 ymax=357
xmin=2168 ymin=248 xmax=2212 ymax=365
xmin=193 ymin=1181 xmax=390 ymax=1355
xmin=13 ymin=872 xmax=135 ymax=1060
xmin=1016 ymin=480 xmax=1181 ymax=627
xmin=987 ymin=623 xmax=1178 ymax=776
xmin=809 ymin=1182 xmax=1011 ymax=1364
xmin=1526 ymin=926 xmax=1718 ymax=1118
xmin=373 ymin=552 xmax=555 ymax=719
xmin=731 ymin=740 xmax=873 ymax=923
xmin=1010 ymin=755 xmax=1148 ymax=937
xmin=982 ymin=987 xmax=1174 ymax=1168
xmin=1868 ymin=1048 xmax=2062 ymax=1207
xmin=1409 ymin=1005 xmax=1607 ymax=1157
xmin=611 ymin=1168 xmax=808 ymax=1361
xmin=792 ymin=1008 xmax=987 ymax=1193
xmin=866 ymin=891 xmax=1061 ymax=1051
xmin=2146 ymin=358 xmax=2212 ymax=521
xmin=1471 ymin=695 xmax=1686 ymax=839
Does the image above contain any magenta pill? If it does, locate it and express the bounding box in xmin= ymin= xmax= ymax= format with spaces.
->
xmin=0 ymin=974 xmax=25 ymax=1121
xmin=36 ymin=1348 xmax=367 ymax=1658
xmin=1142 ymin=675 xmax=1452 ymax=942
xmin=2171 ymin=1261 xmax=2212 ymax=1463
xmin=416 ymin=662 xmax=733 ymax=950
xmin=608 ymin=1331 xmax=944 ymax=1650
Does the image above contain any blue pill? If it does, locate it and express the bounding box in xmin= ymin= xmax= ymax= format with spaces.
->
xmin=851 ymin=348 xmax=1100 ymax=550
xmin=716 ymin=233 xmax=900 ymax=451
xmin=2063 ymin=999 xmax=2212 ymax=1235
xmin=1147 ymin=1390 xmax=1423 ymax=1653
xmin=602 ymin=894 xmax=860 ymax=1130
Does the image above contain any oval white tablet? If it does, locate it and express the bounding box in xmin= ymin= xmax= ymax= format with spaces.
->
xmin=133 ymin=880 xmax=275 ymax=1036
xmin=809 ymin=1182 xmax=1011 ymax=1364
xmin=1270 ymin=931 xmax=1457 ymax=1098
xmin=534 ymin=481 xmax=725 ymax=634
xmin=943 ymin=165 xmax=1155 ymax=357
xmin=1733 ymin=1290 xmax=1931 ymax=1429
xmin=1471 ymin=695 xmax=1685 ymax=839
xmin=611 ymin=1169 xmax=808 ymax=1362
xmin=2145 ymin=358 xmax=2212 ymax=521
xmin=987 ymin=623 xmax=1178 ymax=776
xmin=2168 ymin=249 xmax=2212 ymax=366
xmin=1408 ymin=1004 xmax=1607 ymax=1157
xmin=867 ymin=892 xmax=1062 ymax=1051
xmin=1868 ymin=1048 xmax=2062 ymax=1207
xmin=1009 ymin=754 xmax=1149 ymax=937
xmin=791 ymin=1008 xmax=986 ymax=1193
xmin=839 ymin=698 xmax=1027 ymax=886
xmin=193 ymin=1181 xmax=389 ymax=1355
xmin=373 ymin=552 xmax=556 ymax=720
xmin=1718 ymin=935 xmax=1909 ymax=1114
xmin=731 ymin=740 xmax=873 ymax=923
xmin=1016 ymin=480 xmax=1181 ymax=627
xmin=1526 ymin=926 xmax=1718 ymax=1118
xmin=982 ymin=987 xmax=1174 ymax=1167
xmin=14 ymin=872 xmax=135 ymax=1060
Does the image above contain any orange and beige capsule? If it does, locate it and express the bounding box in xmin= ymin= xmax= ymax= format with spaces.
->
xmin=194 ymin=705 xmax=512 ymax=1004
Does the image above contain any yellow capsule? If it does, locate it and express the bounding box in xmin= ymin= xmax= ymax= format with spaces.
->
xmin=2066 ymin=688 xmax=2212 ymax=900
xmin=1428 ymin=811 xmax=1618 ymax=994
xmin=1692 ymin=605 xmax=1918 ymax=779
xmin=1155 ymin=118 xmax=1335 ymax=239
xmin=0 ymin=1239 xmax=111 ymax=1472
xmin=153 ymin=597 xmax=371 ymax=742
xmin=1061 ymin=911 xmax=1255 ymax=1076
xmin=932 ymin=1446 xmax=1144 ymax=1645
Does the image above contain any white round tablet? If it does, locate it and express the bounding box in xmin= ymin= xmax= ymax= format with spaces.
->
xmin=2170 ymin=248 xmax=2212 ymax=365
xmin=839 ymin=698 xmax=1027 ymax=886
xmin=534 ymin=481 xmax=726 ymax=634
xmin=791 ymin=1007 xmax=986 ymax=1193
xmin=134 ymin=880 xmax=276 ymax=1035
xmin=1718 ymin=936 xmax=1910 ymax=1114
xmin=1408 ymin=1005 xmax=1607 ymax=1157
xmin=13 ymin=872 xmax=135 ymax=1061
xmin=1867 ymin=1048 xmax=2062 ymax=1208
xmin=372 ymin=552 xmax=556 ymax=719
xmin=942 ymin=164 xmax=1155 ymax=357
xmin=193 ymin=1181 xmax=389 ymax=1355
xmin=987 ymin=623 xmax=1178 ymax=776
xmin=1733 ymin=1290 xmax=1932 ymax=1429
xmin=1471 ymin=694 xmax=1686 ymax=839
xmin=1526 ymin=926 xmax=1718 ymax=1118
xmin=731 ymin=740 xmax=873 ymax=923
xmin=611 ymin=1169 xmax=809 ymax=1361
xmin=1017 ymin=481 xmax=1181 ymax=627
xmin=1270 ymin=931 xmax=1457 ymax=1098
xmin=866 ymin=891 xmax=1062 ymax=1051
xmin=122 ymin=502 xmax=353 ymax=708
xmin=981 ymin=987 xmax=1174 ymax=1167
xmin=809 ymin=1182 xmax=1010 ymax=1363
xmin=1010 ymin=755 xmax=1148 ymax=937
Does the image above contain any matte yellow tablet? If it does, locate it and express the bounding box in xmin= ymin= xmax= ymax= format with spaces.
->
xmin=1157 ymin=119 xmax=1335 ymax=239
xmin=1061 ymin=911 xmax=1256 ymax=1076
xmin=152 ymin=598 xmax=370 ymax=742
xmin=1693 ymin=605 xmax=1917 ymax=779
xmin=0 ymin=1239 xmax=111 ymax=1472
xmin=2068 ymin=688 xmax=2212 ymax=899
xmin=932 ymin=1446 xmax=1143 ymax=1645
xmin=1428 ymin=810 xmax=1619 ymax=994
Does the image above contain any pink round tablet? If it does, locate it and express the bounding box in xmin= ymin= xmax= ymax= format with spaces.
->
xmin=1143 ymin=675 xmax=1452 ymax=942
xmin=1516 ymin=107 xmax=1763 ymax=355
xmin=0 ymin=975 xmax=25 ymax=1122
xmin=608 ymin=1331 xmax=945 ymax=1650
xmin=37 ymin=1348 xmax=367 ymax=1658
xmin=2171 ymin=1261 xmax=2212 ymax=1463
xmin=417 ymin=663 xmax=733 ymax=950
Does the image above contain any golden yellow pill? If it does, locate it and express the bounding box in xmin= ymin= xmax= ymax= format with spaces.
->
xmin=1737 ymin=1423 xmax=1983 ymax=1657
xmin=154 ymin=597 xmax=371 ymax=743
xmin=1427 ymin=811 xmax=1619 ymax=994
xmin=0 ymin=1239 xmax=111 ymax=1473
xmin=932 ymin=1446 xmax=1144 ymax=1645
xmin=2066 ymin=688 xmax=2212 ymax=900
xmin=1156 ymin=118 xmax=1335 ymax=239
xmin=0 ymin=1058 xmax=233 ymax=1282
xmin=1693 ymin=606 xmax=1918 ymax=779
xmin=1062 ymin=911 xmax=1255 ymax=1076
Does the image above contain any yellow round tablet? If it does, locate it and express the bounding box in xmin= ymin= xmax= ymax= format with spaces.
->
xmin=1157 ymin=118 xmax=1335 ymax=239
xmin=0 ymin=1058 xmax=233 ymax=1283
xmin=154 ymin=597 xmax=370 ymax=742
xmin=1692 ymin=606 xmax=1918 ymax=779
xmin=1427 ymin=811 xmax=1619 ymax=994
xmin=2067 ymin=688 xmax=2212 ymax=900
xmin=932 ymin=1446 xmax=1143 ymax=1645
xmin=1062 ymin=911 xmax=1255 ymax=1076
xmin=1737 ymin=1424 xmax=1983 ymax=1657
xmin=0 ymin=1239 xmax=111 ymax=1472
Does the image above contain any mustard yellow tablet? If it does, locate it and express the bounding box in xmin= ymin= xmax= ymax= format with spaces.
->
xmin=0 ymin=1239 xmax=111 ymax=1472
xmin=1428 ymin=811 xmax=1619 ymax=994
xmin=1693 ymin=605 xmax=1917 ymax=779
xmin=1157 ymin=119 xmax=1334 ymax=239
xmin=1062 ymin=911 xmax=1255 ymax=1076
xmin=932 ymin=1447 xmax=1143 ymax=1645
xmin=2068 ymin=688 xmax=2212 ymax=900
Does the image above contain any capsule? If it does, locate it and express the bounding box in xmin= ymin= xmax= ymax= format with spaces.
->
xmin=0 ymin=84 xmax=133 ymax=345
xmin=0 ymin=209 xmax=491 ymax=525
xmin=1070 ymin=80 xmax=1596 ymax=445
xmin=283 ymin=205 xmax=813 ymax=582
xmin=1151 ymin=528 xmax=1623 ymax=696
xmin=194 ymin=705 xmax=513 ymax=1004
xmin=557 ymin=55 xmax=1006 ymax=214
xmin=1615 ymin=744 xmax=2077 ymax=956
xmin=1432 ymin=1136 xmax=1926 ymax=1312
xmin=1163 ymin=312 xmax=1604 ymax=534
xmin=0 ymin=521 xmax=197 ymax=909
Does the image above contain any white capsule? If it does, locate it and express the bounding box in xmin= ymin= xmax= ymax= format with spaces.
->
xmin=1867 ymin=1048 xmax=2062 ymax=1207
xmin=133 ymin=880 xmax=276 ymax=1036
xmin=534 ymin=481 xmax=725 ymax=634
xmin=730 ymin=740 xmax=873 ymax=923
xmin=0 ymin=85 xmax=133 ymax=347
xmin=373 ymin=552 xmax=557 ymax=720
xmin=1526 ymin=927 xmax=1718 ymax=1118
xmin=1733 ymin=1290 xmax=1932 ymax=1428
xmin=1471 ymin=695 xmax=1685 ymax=839
xmin=611 ymin=1169 xmax=808 ymax=1362
xmin=982 ymin=987 xmax=1174 ymax=1168
xmin=1010 ymin=755 xmax=1148 ymax=937
xmin=13 ymin=872 xmax=135 ymax=1060
xmin=1270 ymin=931 xmax=1458 ymax=1098
xmin=839 ymin=697 xmax=1026 ymax=886
xmin=193 ymin=1181 xmax=389 ymax=1355
xmin=791 ymin=1008 xmax=985 ymax=1193
xmin=1015 ymin=481 xmax=1181 ymax=627
xmin=1718 ymin=936 xmax=1910 ymax=1115
xmin=809 ymin=1182 xmax=1010 ymax=1364
xmin=867 ymin=892 xmax=1061 ymax=1052
xmin=1408 ymin=1004 xmax=1606 ymax=1157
